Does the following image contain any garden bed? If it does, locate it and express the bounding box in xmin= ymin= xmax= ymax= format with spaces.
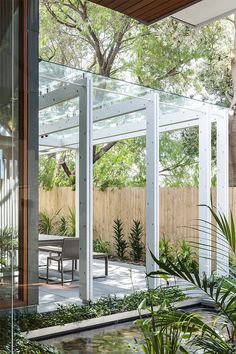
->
xmin=0 ymin=287 xmax=185 ymax=353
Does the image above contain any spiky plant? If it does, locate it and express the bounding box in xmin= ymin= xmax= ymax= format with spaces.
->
xmin=67 ymin=207 xmax=76 ymax=236
xmin=113 ymin=218 xmax=128 ymax=259
xmin=58 ymin=215 xmax=68 ymax=236
xmin=144 ymin=205 xmax=236 ymax=353
xmin=129 ymin=220 xmax=144 ymax=262
xmin=39 ymin=209 xmax=60 ymax=235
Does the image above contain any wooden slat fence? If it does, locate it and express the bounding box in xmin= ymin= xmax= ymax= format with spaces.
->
xmin=39 ymin=187 xmax=219 ymax=255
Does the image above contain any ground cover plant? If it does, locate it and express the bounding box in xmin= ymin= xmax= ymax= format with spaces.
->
xmin=93 ymin=238 xmax=110 ymax=253
xmin=0 ymin=227 xmax=18 ymax=269
xmin=0 ymin=287 xmax=185 ymax=352
xmin=159 ymin=237 xmax=198 ymax=273
xmin=136 ymin=205 xmax=236 ymax=353
xmin=39 ymin=208 xmax=76 ymax=236
xmin=38 ymin=210 xmax=60 ymax=235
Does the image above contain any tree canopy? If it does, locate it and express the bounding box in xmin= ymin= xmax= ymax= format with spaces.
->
xmin=39 ymin=1 xmax=235 ymax=190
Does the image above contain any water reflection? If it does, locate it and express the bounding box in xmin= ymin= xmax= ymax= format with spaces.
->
xmin=43 ymin=322 xmax=143 ymax=354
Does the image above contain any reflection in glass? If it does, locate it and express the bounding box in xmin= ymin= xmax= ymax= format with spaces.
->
xmin=0 ymin=0 xmax=19 ymax=305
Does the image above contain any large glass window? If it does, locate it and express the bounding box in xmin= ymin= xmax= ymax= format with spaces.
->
xmin=0 ymin=0 xmax=24 ymax=307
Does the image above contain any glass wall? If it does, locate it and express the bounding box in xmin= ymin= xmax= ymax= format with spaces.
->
xmin=0 ymin=0 xmax=21 ymax=304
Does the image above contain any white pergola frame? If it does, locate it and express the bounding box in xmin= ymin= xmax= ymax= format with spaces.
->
xmin=39 ymin=75 xmax=229 ymax=302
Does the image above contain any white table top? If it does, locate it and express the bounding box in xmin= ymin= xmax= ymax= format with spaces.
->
xmin=39 ymin=234 xmax=73 ymax=241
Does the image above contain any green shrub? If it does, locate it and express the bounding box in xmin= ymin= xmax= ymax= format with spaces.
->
xmin=0 ymin=228 xmax=18 ymax=268
xmin=159 ymin=237 xmax=175 ymax=264
xmin=0 ymin=319 xmax=59 ymax=353
xmin=67 ymin=207 xmax=76 ymax=236
xmin=113 ymin=218 xmax=128 ymax=259
xmin=93 ymin=238 xmax=110 ymax=253
xmin=57 ymin=215 xmax=68 ymax=236
xmin=177 ymin=239 xmax=198 ymax=272
xmin=129 ymin=220 xmax=144 ymax=262
xmin=5 ymin=287 xmax=185 ymax=334
xmin=144 ymin=205 xmax=236 ymax=354
xmin=39 ymin=210 xmax=60 ymax=235
xmin=40 ymin=207 xmax=76 ymax=237
xmin=159 ymin=238 xmax=198 ymax=272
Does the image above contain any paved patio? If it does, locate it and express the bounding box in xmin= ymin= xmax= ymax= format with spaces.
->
xmin=38 ymin=254 xmax=147 ymax=312
xmin=38 ymin=253 xmax=204 ymax=313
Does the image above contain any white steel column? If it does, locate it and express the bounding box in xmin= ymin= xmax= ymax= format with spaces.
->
xmin=75 ymin=149 xmax=79 ymax=237
xmin=146 ymin=93 xmax=159 ymax=289
xmin=79 ymin=76 xmax=93 ymax=302
xmin=216 ymin=113 xmax=229 ymax=276
xmin=199 ymin=111 xmax=212 ymax=276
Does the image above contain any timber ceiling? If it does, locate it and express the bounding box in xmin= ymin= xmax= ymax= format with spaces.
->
xmin=89 ymin=0 xmax=202 ymax=25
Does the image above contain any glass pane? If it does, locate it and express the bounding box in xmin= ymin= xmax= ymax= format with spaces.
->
xmin=39 ymin=60 xmax=227 ymax=155
xmin=0 ymin=0 xmax=20 ymax=351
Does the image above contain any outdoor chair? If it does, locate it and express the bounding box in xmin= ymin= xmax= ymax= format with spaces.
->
xmin=46 ymin=238 xmax=79 ymax=285
xmin=45 ymin=238 xmax=109 ymax=285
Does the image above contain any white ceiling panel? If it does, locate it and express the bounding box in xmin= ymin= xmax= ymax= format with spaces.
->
xmin=173 ymin=0 xmax=236 ymax=27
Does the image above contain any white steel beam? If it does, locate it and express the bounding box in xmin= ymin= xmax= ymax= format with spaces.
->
xmin=145 ymin=92 xmax=159 ymax=289
xmin=39 ymin=83 xmax=83 ymax=110
xmin=93 ymin=98 xmax=147 ymax=122
xmin=79 ymin=77 xmax=93 ymax=302
xmin=199 ymin=111 xmax=212 ymax=277
xmin=40 ymin=116 xmax=79 ymax=136
xmin=216 ymin=113 xmax=229 ymax=276
xmin=39 ymin=136 xmax=62 ymax=147
xmin=38 ymin=119 xmax=203 ymax=151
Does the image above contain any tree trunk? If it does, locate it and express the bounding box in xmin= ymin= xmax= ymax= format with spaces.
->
xmin=229 ymin=14 xmax=236 ymax=186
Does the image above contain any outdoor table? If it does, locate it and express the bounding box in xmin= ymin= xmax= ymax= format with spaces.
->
xmin=38 ymin=235 xmax=108 ymax=278
xmin=38 ymin=234 xmax=70 ymax=247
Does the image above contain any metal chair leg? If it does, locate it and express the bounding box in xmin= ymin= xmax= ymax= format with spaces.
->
xmin=61 ymin=258 xmax=64 ymax=285
xmin=46 ymin=257 xmax=50 ymax=283
xmin=105 ymin=256 xmax=108 ymax=276
xmin=72 ymin=260 xmax=74 ymax=281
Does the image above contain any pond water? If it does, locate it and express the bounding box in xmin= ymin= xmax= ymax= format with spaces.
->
xmin=41 ymin=309 xmax=220 ymax=354
xmin=42 ymin=322 xmax=143 ymax=354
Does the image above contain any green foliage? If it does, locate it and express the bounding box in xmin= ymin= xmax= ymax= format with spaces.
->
xmin=2 ymin=336 xmax=59 ymax=354
xmin=159 ymin=238 xmax=198 ymax=273
xmin=177 ymin=239 xmax=198 ymax=272
xmin=39 ymin=130 xmax=207 ymax=191
xmin=159 ymin=238 xmax=175 ymax=264
xmin=38 ymin=209 xmax=60 ymax=234
xmin=144 ymin=205 xmax=236 ymax=353
xmin=0 ymin=288 xmax=184 ymax=351
xmin=93 ymin=238 xmax=110 ymax=254
xmin=129 ymin=220 xmax=144 ymax=262
xmin=67 ymin=207 xmax=76 ymax=237
xmin=0 ymin=319 xmax=59 ymax=354
xmin=113 ymin=218 xmax=128 ymax=259
xmin=3 ymin=288 xmax=184 ymax=335
xmin=39 ymin=3 xmax=235 ymax=191
xmin=39 ymin=208 xmax=76 ymax=236
xmin=0 ymin=228 xmax=18 ymax=267
xmin=93 ymin=139 xmax=146 ymax=190
xmin=39 ymin=153 xmax=75 ymax=191
xmin=57 ymin=215 xmax=68 ymax=236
